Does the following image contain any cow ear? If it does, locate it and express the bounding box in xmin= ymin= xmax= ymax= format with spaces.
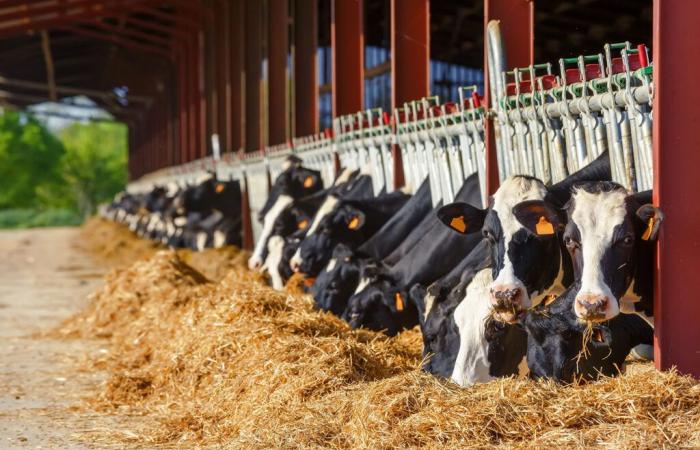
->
xmin=512 ymin=200 xmax=561 ymax=237
xmin=437 ymin=202 xmax=486 ymax=235
xmin=637 ymin=204 xmax=664 ymax=241
xmin=346 ymin=209 xmax=365 ymax=230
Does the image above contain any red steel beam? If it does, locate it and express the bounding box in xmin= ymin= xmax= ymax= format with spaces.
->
xmin=59 ymin=25 xmax=172 ymax=60
xmin=197 ymin=29 xmax=207 ymax=158
xmin=483 ymin=0 xmax=533 ymax=195
xmin=331 ymin=0 xmax=364 ymax=117
xmin=244 ymin=0 xmax=263 ymax=151
xmin=268 ymin=0 xmax=289 ymax=145
xmin=391 ymin=0 xmax=429 ymax=189
xmin=294 ymin=0 xmax=318 ymax=136
xmin=216 ymin=0 xmax=230 ymax=153
xmin=653 ymin=0 xmax=700 ymax=377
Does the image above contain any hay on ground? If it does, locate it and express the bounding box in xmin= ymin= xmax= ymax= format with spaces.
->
xmin=64 ymin=222 xmax=700 ymax=448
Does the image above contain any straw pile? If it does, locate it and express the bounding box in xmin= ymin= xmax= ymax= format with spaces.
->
xmin=64 ymin=224 xmax=700 ymax=448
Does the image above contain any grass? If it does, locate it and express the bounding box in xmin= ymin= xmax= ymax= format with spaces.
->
xmin=0 ymin=208 xmax=83 ymax=229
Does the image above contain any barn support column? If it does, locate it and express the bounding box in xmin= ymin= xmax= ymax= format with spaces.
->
xmin=391 ymin=0 xmax=429 ymax=190
xmin=216 ymin=0 xmax=230 ymax=154
xmin=294 ymin=0 xmax=318 ymax=136
xmin=483 ymin=0 xmax=533 ymax=195
xmin=268 ymin=0 xmax=289 ymax=145
xmin=230 ymin=0 xmax=244 ymax=152
xmin=331 ymin=0 xmax=364 ymax=117
xmin=245 ymin=0 xmax=263 ymax=151
xmin=653 ymin=0 xmax=700 ymax=378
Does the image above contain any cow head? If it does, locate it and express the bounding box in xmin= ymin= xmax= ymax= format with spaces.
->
xmin=438 ymin=176 xmax=566 ymax=323
xmin=560 ymin=182 xmax=663 ymax=322
xmin=248 ymin=161 xmax=322 ymax=270
xmin=341 ymin=265 xmax=416 ymax=336
xmin=311 ymin=244 xmax=361 ymax=316
xmin=290 ymin=200 xmax=367 ymax=276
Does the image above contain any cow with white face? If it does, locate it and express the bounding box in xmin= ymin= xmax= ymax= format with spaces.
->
xmin=248 ymin=157 xmax=323 ymax=270
xmin=559 ymin=182 xmax=662 ymax=322
xmin=437 ymin=176 xmax=572 ymax=324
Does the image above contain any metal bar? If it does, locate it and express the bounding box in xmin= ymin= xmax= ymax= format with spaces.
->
xmin=484 ymin=0 xmax=533 ymax=195
xmin=216 ymin=0 xmax=230 ymax=153
xmin=245 ymin=0 xmax=263 ymax=151
xmin=230 ymin=0 xmax=244 ymax=152
xmin=391 ymin=0 xmax=429 ymax=190
xmin=653 ymin=0 xmax=700 ymax=377
xmin=268 ymin=0 xmax=289 ymax=145
xmin=331 ymin=0 xmax=364 ymax=117
xmin=294 ymin=0 xmax=318 ymax=136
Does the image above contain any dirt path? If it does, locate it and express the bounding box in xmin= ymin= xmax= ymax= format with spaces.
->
xmin=0 ymin=227 xmax=125 ymax=449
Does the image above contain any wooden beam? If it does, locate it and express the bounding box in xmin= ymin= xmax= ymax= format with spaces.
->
xmin=40 ymin=30 xmax=58 ymax=102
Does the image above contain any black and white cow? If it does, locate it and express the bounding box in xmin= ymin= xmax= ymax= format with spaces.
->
xmin=340 ymin=175 xmax=485 ymax=336
xmin=310 ymin=179 xmax=432 ymax=315
xmin=523 ymin=281 xmax=653 ymax=383
xmin=289 ymin=189 xmax=410 ymax=276
xmin=248 ymin=157 xmax=324 ymax=270
xmin=528 ymin=182 xmax=663 ymax=323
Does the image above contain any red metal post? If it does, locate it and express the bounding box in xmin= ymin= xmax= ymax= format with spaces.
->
xmin=331 ymin=0 xmax=364 ymax=117
xmin=652 ymin=0 xmax=700 ymax=377
xmin=483 ymin=0 xmax=533 ymax=195
xmin=216 ymin=0 xmax=230 ymax=153
xmin=245 ymin=0 xmax=263 ymax=151
xmin=198 ymin=29 xmax=208 ymax=158
xmin=294 ymin=0 xmax=319 ymax=136
xmin=230 ymin=0 xmax=244 ymax=152
xmin=241 ymin=173 xmax=254 ymax=250
xmin=391 ymin=0 xmax=429 ymax=189
xmin=268 ymin=0 xmax=289 ymax=145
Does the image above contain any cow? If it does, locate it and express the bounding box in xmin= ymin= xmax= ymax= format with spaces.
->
xmin=248 ymin=157 xmax=324 ymax=270
xmin=289 ymin=189 xmax=411 ymax=277
xmin=435 ymin=151 xmax=611 ymax=324
xmin=340 ymin=174 xmax=484 ymax=336
xmin=514 ymin=182 xmax=662 ymax=324
xmin=310 ymin=179 xmax=432 ymax=314
xmin=523 ymin=281 xmax=653 ymax=383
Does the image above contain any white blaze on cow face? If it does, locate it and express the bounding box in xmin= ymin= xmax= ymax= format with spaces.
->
xmin=325 ymin=258 xmax=337 ymax=272
xmin=173 ymin=216 xmax=188 ymax=227
xmin=213 ymin=230 xmax=227 ymax=248
xmin=451 ymin=268 xmax=495 ymax=387
xmin=263 ymin=235 xmax=286 ymax=290
xmin=196 ymin=232 xmax=208 ymax=251
xmin=489 ymin=177 xmax=548 ymax=311
xmin=249 ymin=194 xmax=293 ymax=270
xmin=570 ymin=188 xmax=627 ymax=321
xmin=354 ymin=277 xmax=371 ymax=295
xmin=333 ymin=168 xmax=354 ymax=186
xmin=290 ymin=195 xmax=339 ymax=271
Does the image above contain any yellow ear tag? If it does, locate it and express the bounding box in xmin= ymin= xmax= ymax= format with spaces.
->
xmin=641 ymin=217 xmax=656 ymax=241
xmin=348 ymin=216 xmax=360 ymax=230
xmin=535 ymin=216 xmax=554 ymax=235
xmin=297 ymin=219 xmax=309 ymax=230
xmin=215 ymin=183 xmax=225 ymax=193
xmin=450 ymin=215 xmax=467 ymax=233
xmin=395 ymin=292 xmax=404 ymax=311
xmin=304 ymin=176 xmax=315 ymax=188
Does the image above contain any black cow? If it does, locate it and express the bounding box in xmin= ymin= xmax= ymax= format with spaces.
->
xmin=341 ymin=175 xmax=484 ymax=336
xmin=311 ymin=179 xmax=432 ymax=315
xmin=523 ymin=282 xmax=653 ymax=383
xmin=289 ymin=189 xmax=410 ymax=276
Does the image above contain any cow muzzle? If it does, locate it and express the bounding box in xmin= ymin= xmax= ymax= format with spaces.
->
xmin=289 ymin=256 xmax=302 ymax=273
xmin=575 ymin=293 xmax=609 ymax=322
xmin=248 ymin=256 xmax=263 ymax=270
xmin=489 ymin=284 xmax=526 ymax=323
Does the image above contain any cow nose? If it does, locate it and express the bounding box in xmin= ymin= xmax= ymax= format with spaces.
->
xmin=575 ymin=293 xmax=609 ymax=321
xmin=248 ymin=257 xmax=262 ymax=270
xmin=490 ymin=285 xmax=522 ymax=309
xmin=290 ymin=260 xmax=301 ymax=273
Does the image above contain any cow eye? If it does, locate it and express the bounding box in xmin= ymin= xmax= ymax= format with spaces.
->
xmin=565 ymin=236 xmax=579 ymax=249
xmin=620 ymin=235 xmax=635 ymax=246
xmin=482 ymin=229 xmax=495 ymax=242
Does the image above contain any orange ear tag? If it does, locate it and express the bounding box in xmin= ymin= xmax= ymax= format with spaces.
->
xmin=395 ymin=292 xmax=404 ymax=311
xmin=450 ymin=215 xmax=467 ymax=233
xmin=348 ymin=216 xmax=360 ymax=230
xmin=303 ymin=277 xmax=316 ymax=287
xmin=544 ymin=294 xmax=557 ymax=306
xmin=535 ymin=216 xmax=554 ymax=235
xmin=641 ymin=217 xmax=656 ymax=241
xmin=215 ymin=183 xmax=225 ymax=193
xmin=297 ymin=219 xmax=309 ymax=230
xmin=304 ymin=176 xmax=315 ymax=188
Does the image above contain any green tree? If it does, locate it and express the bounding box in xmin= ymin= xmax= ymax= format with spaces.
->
xmin=54 ymin=121 xmax=128 ymax=218
xmin=0 ymin=111 xmax=65 ymax=208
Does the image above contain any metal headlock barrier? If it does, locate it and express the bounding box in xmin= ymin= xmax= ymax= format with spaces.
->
xmin=126 ymin=33 xmax=654 ymax=244
xmin=488 ymin=22 xmax=653 ymax=191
